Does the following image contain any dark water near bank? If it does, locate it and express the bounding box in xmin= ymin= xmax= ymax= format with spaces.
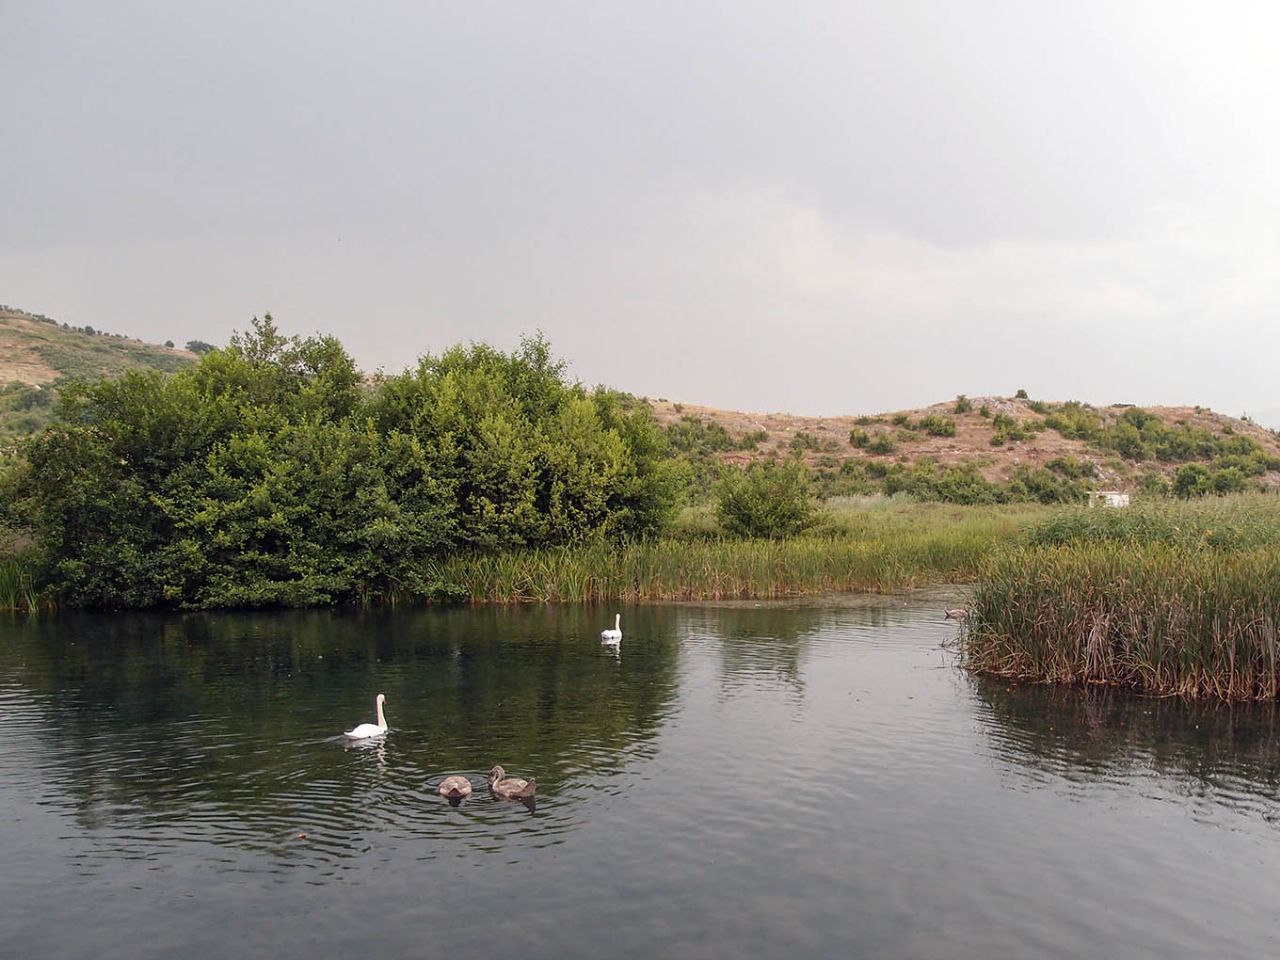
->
xmin=1 ymin=600 xmax=1278 ymax=959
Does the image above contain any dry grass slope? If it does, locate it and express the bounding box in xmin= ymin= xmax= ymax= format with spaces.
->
xmin=648 ymin=395 xmax=1280 ymax=493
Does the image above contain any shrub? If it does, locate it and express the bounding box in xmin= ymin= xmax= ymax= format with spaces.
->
xmin=666 ymin=415 xmax=740 ymax=455
xmin=866 ymin=433 xmax=896 ymax=455
xmin=1173 ymin=463 xmax=1211 ymax=498
xmin=917 ymin=415 xmax=956 ymax=437
xmin=1015 ymin=388 xmax=1029 ymax=399
xmin=882 ymin=459 xmax=1004 ymax=505
xmin=1137 ymin=471 xmax=1171 ymax=497
xmin=1045 ymin=456 xmax=1095 ymax=481
xmin=954 ymin=395 xmax=973 ymax=414
xmin=1006 ymin=466 xmax=1088 ymax=504
xmin=1044 ymin=401 xmax=1101 ymax=440
xmin=849 ymin=429 xmax=870 ymax=449
xmin=715 ymin=461 xmax=816 ymax=538
xmin=789 ymin=431 xmax=835 ymax=454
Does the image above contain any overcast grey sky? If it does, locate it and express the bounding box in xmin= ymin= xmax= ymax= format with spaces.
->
xmin=3 ymin=1 xmax=1279 ymax=417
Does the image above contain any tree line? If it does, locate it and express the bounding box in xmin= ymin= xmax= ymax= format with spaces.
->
xmin=3 ymin=318 xmax=680 ymax=608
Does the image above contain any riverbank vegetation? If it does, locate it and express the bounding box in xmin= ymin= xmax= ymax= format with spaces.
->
xmin=2 ymin=320 xmax=679 ymax=609
xmin=962 ymin=496 xmax=1280 ymax=700
xmin=434 ymin=500 xmax=1045 ymax=603
xmin=5 ymin=317 xmax=1280 ymax=615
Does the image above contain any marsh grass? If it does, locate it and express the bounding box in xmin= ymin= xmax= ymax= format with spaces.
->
xmin=964 ymin=495 xmax=1280 ymax=700
xmin=430 ymin=499 xmax=1047 ymax=603
xmin=0 ymin=552 xmax=44 ymax=613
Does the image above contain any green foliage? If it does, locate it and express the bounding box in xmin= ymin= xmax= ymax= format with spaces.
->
xmin=1014 ymin=388 xmax=1029 ymax=399
xmin=789 ymin=431 xmax=836 ymax=454
xmin=1137 ymin=471 xmax=1171 ymax=497
xmin=916 ymin=414 xmax=956 ymax=437
xmin=1171 ymin=461 xmax=1261 ymax=498
xmin=1043 ymin=401 xmax=1101 ymax=440
xmin=810 ymin=458 xmax=875 ymax=499
xmin=715 ymin=460 xmax=816 ymax=538
xmin=0 ymin=312 xmax=197 ymax=442
xmin=849 ymin=429 xmax=870 ymax=449
xmin=966 ymin=496 xmax=1280 ymax=699
xmin=186 ymin=340 xmax=216 ymax=355
xmin=989 ymin=413 xmax=1038 ymax=445
xmin=953 ymin=395 xmax=973 ymax=414
xmin=1025 ymin=495 xmax=1280 ymax=551
xmin=891 ymin=412 xmax=911 ymax=426
xmin=0 ymin=383 xmax=57 ymax=445
xmin=665 ymin=414 xmax=740 ymax=455
xmin=12 ymin=325 xmax=679 ymax=608
xmin=1005 ymin=466 xmax=1088 ymax=504
xmin=445 ymin=501 xmax=1047 ymax=601
xmin=866 ymin=433 xmax=896 ymax=455
xmin=882 ymin=459 xmax=1004 ymax=505
xmin=1045 ymin=456 xmax=1095 ymax=481
xmin=967 ymin=541 xmax=1280 ymax=699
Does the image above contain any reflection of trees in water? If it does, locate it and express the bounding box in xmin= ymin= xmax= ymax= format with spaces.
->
xmin=676 ymin=603 xmax=891 ymax=702
xmin=971 ymin=674 xmax=1280 ymax=795
xmin=0 ymin=607 xmax=679 ymax=853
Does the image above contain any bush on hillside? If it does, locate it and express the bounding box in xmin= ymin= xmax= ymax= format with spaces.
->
xmin=715 ymin=460 xmax=816 ymax=538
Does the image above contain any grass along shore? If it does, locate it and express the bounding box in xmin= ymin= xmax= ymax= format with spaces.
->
xmin=430 ymin=500 xmax=1047 ymax=603
xmin=962 ymin=495 xmax=1280 ymax=701
xmin=1 ymin=499 xmax=1050 ymax=611
xmin=0 ymin=552 xmax=42 ymax=613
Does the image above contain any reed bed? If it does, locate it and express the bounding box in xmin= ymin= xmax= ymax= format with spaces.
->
xmin=429 ymin=510 xmax=1030 ymax=604
xmin=965 ymin=495 xmax=1280 ymax=700
xmin=0 ymin=552 xmax=44 ymax=613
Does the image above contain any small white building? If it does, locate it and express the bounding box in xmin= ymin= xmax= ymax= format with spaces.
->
xmin=1088 ymin=490 xmax=1131 ymax=508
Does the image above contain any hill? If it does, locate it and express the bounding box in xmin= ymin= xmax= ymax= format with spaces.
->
xmin=0 ymin=305 xmax=195 ymax=443
xmin=2 ymin=303 xmax=1275 ymax=501
xmin=650 ymin=394 xmax=1280 ymax=499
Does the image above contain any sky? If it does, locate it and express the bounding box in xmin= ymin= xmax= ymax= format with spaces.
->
xmin=3 ymin=1 xmax=1280 ymax=419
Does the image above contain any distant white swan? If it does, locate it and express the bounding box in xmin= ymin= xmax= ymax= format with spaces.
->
xmin=343 ymin=693 xmax=388 ymax=740
xmin=601 ymin=613 xmax=622 ymax=643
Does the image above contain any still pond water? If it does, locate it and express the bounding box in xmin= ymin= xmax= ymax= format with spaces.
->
xmin=1 ymin=599 xmax=1278 ymax=959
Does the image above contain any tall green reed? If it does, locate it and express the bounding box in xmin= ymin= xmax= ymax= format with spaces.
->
xmin=964 ymin=495 xmax=1280 ymax=700
xmin=0 ymin=552 xmax=44 ymax=613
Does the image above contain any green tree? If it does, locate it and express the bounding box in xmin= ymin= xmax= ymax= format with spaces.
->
xmin=715 ymin=461 xmax=815 ymax=538
xmin=1173 ymin=463 xmax=1211 ymax=498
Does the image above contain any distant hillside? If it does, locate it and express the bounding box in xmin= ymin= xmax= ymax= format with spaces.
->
xmin=650 ymin=395 xmax=1280 ymax=498
xmin=2 ymin=304 xmax=1277 ymax=501
xmin=0 ymin=305 xmax=196 ymax=443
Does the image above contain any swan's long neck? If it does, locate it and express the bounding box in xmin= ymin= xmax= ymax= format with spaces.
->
xmin=614 ymin=614 xmax=621 ymax=631
xmin=375 ymin=698 xmax=387 ymax=730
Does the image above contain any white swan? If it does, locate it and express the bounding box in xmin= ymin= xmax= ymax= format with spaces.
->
xmin=343 ymin=693 xmax=388 ymax=740
xmin=601 ymin=613 xmax=622 ymax=643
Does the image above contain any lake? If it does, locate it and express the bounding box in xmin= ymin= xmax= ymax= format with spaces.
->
xmin=1 ymin=599 xmax=1278 ymax=959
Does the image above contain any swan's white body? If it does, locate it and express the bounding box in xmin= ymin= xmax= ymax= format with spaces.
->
xmin=601 ymin=613 xmax=622 ymax=643
xmin=344 ymin=693 xmax=388 ymax=739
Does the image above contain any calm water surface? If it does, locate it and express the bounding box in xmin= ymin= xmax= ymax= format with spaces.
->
xmin=1 ymin=599 xmax=1278 ymax=959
